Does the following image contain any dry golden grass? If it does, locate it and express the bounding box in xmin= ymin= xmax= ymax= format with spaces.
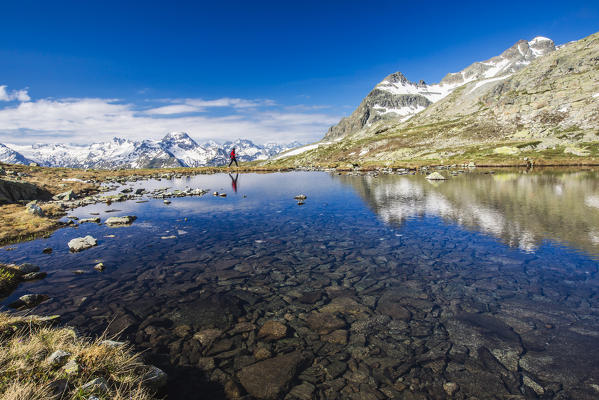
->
xmin=0 ymin=313 xmax=158 ymax=400
xmin=0 ymin=204 xmax=62 ymax=246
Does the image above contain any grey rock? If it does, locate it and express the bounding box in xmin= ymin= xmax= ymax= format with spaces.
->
xmin=17 ymin=294 xmax=49 ymax=308
xmin=80 ymin=377 xmax=109 ymax=394
xmin=53 ymin=190 xmax=76 ymax=201
xmin=22 ymin=271 xmax=47 ymax=280
xmin=100 ymin=340 xmax=126 ymax=347
xmin=0 ymin=179 xmax=52 ymax=204
xmin=63 ymin=359 xmax=80 ymax=375
xmin=68 ymin=235 xmax=97 ymax=252
xmin=105 ymin=215 xmax=137 ymax=226
xmin=14 ymin=263 xmax=40 ymax=273
xmin=425 ymin=172 xmax=447 ymax=180
xmin=26 ymin=203 xmax=45 ymax=217
xmin=80 ymin=217 xmax=101 ymax=224
xmin=143 ymin=365 xmax=168 ymax=391
xmin=47 ymin=350 xmax=71 ymax=367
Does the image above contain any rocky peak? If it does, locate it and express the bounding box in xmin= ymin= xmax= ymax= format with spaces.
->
xmin=381 ymin=72 xmax=409 ymax=85
xmin=161 ymin=132 xmax=198 ymax=150
xmin=440 ymin=37 xmax=556 ymax=86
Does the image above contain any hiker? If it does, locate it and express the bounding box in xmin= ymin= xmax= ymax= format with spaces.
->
xmin=228 ymin=147 xmax=239 ymax=167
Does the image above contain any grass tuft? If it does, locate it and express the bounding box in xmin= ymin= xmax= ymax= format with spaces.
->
xmin=0 ymin=313 xmax=158 ymax=400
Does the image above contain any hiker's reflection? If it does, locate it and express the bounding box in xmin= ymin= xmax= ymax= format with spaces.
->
xmin=229 ymin=173 xmax=239 ymax=193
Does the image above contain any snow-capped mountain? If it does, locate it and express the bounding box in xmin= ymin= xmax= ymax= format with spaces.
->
xmin=0 ymin=143 xmax=32 ymax=165
xmin=323 ymin=36 xmax=556 ymax=140
xmin=1 ymin=133 xmax=299 ymax=168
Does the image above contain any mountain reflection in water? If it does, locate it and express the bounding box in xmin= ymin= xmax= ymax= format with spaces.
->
xmin=337 ymin=170 xmax=599 ymax=257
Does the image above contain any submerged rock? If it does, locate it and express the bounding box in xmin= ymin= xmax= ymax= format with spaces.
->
xmin=68 ymin=236 xmax=97 ymax=252
xmin=13 ymin=263 xmax=40 ymax=274
xmin=305 ymin=312 xmax=346 ymax=334
xmin=11 ymin=294 xmax=49 ymax=308
xmin=257 ymin=320 xmax=288 ymax=341
xmin=237 ymin=351 xmax=309 ymax=399
xmin=22 ymin=271 xmax=47 ymax=280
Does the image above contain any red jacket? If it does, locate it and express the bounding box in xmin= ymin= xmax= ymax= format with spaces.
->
xmin=230 ymin=150 xmax=236 ymax=159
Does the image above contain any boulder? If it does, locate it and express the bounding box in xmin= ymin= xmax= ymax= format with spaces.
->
xmin=68 ymin=236 xmax=97 ymax=252
xmin=26 ymin=203 xmax=45 ymax=217
xmin=53 ymin=190 xmax=76 ymax=201
xmin=22 ymin=271 xmax=47 ymax=280
xmin=12 ymin=294 xmax=49 ymax=308
xmin=13 ymin=263 xmax=40 ymax=274
xmin=237 ymin=351 xmax=309 ymax=399
xmin=105 ymin=215 xmax=137 ymax=226
xmin=0 ymin=179 xmax=52 ymax=204
xmin=143 ymin=365 xmax=168 ymax=391
xmin=80 ymin=217 xmax=101 ymax=224
xmin=425 ymin=172 xmax=447 ymax=180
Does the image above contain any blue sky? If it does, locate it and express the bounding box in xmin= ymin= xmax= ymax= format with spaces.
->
xmin=0 ymin=0 xmax=597 ymax=145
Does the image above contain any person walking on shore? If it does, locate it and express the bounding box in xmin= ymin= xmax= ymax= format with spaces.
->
xmin=228 ymin=147 xmax=239 ymax=168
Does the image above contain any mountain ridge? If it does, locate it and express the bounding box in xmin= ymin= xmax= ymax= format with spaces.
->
xmin=322 ymin=36 xmax=557 ymax=141
xmin=1 ymin=133 xmax=300 ymax=169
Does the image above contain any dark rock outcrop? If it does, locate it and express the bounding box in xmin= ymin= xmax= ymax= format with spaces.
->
xmin=0 ymin=179 xmax=52 ymax=204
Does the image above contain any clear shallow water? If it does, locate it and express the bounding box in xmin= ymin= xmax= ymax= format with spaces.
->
xmin=2 ymin=171 xmax=599 ymax=399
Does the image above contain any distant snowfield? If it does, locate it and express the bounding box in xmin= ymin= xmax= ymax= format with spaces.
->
xmin=376 ymin=80 xmax=461 ymax=103
xmin=274 ymin=142 xmax=331 ymax=159
xmin=468 ymin=75 xmax=510 ymax=94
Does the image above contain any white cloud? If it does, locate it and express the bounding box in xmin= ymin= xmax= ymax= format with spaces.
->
xmin=0 ymin=85 xmax=30 ymax=102
xmin=145 ymin=104 xmax=201 ymax=115
xmin=0 ymin=95 xmax=339 ymax=145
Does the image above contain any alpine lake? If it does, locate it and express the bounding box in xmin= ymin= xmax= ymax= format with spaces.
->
xmin=2 ymin=169 xmax=599 ymax=400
